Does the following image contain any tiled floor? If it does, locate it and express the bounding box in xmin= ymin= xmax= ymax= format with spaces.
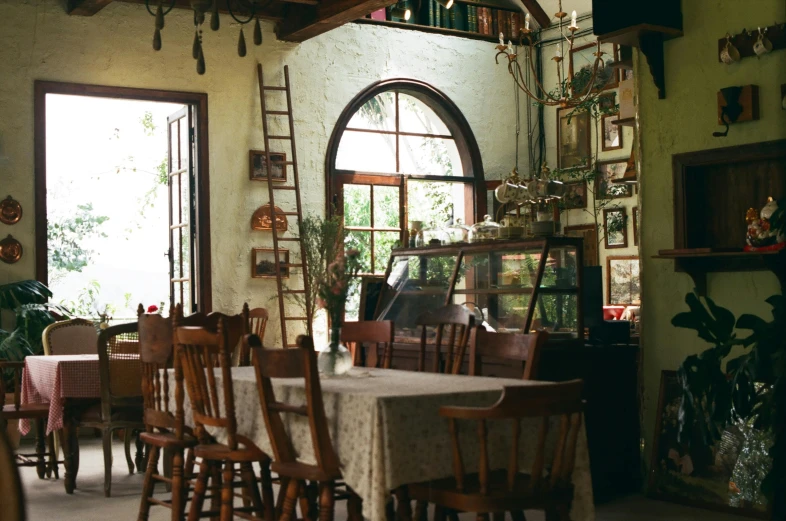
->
xmin=18 ymin=438 xmax=745 ymax=520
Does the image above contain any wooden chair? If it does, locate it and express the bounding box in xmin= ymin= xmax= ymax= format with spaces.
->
xmin=173 ymin=305 xmax=249 ymax=367
xmin=467 ymin=328 xmax=548 ymax=380
xmin=0 ymin=361 xmax=58 ymax=479
xmin=41 ymin=317 xmax=97 ymax=355
xmin=177 ymin=320 xmax=275 ymax=521
xmin=416 ymin=304 xmax=474 ymax=374
xmin=250 ymin=334 xmax=363 ymax=521
xmin=0 ymin=425 xmax=25 ymax=521
xmin=76 ymin=321 xmax=145 ymax=497
xmin=244 ymin=306 xmax=269 ymax=345
xmin=341 ymin=320 xmax=394 ymax=369
xmin=137 ymin=306 xmax=198 ymax=521
xmin=406 ymin=380 xmax=585 ymax=521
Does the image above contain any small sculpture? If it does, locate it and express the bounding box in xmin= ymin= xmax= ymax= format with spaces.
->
xmin=745 ymin=197 xmax=785 ymax=249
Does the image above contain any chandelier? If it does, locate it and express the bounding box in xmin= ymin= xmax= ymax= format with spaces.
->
xmin=147 ymin=0 xmax=264 ymax=75
xmin=494 ymin=0 xmax=605 ymax=108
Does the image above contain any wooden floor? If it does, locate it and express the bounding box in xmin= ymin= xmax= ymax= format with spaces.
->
xmin=18 ymin=438 xmax=745 ymax=521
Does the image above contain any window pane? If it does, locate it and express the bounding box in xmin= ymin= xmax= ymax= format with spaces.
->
xmin=343 ymin=184 xmax=371 ymax=227
xmin=171 ymin=228 xmax=181 ymax=278
xmin=335 ymin=130 xmax=397 ymax=173
xmin=374 ymin=232 xmax=399 ymax=274
xmin=399 ymin=136 xmax=461 ymax=176
xmin=373 ymin=185 xmax=400 ymax=228
xmin=179 ymin=173 xmax=189 ymax=225
xmin=345 ymin=277 xmax=362 ymax=322
xmin=407 ymin=180 xmax=466 ymax=230
xmin=345 ymin=230 xmax=371 ymax=272
xmin=398 ymin=94 xmax=450 ymax=135
xmin=346 ymin=92 xmax=396 ymax=132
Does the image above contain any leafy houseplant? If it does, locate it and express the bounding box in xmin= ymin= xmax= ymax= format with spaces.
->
xmin=0 ymin=280 xmax=64 ymax=363
xmin=672 ymin=291 xmax=785 ymax=518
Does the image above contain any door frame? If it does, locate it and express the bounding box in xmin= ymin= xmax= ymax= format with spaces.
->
xmin=33 ymin=81 xmax=213 ymax=312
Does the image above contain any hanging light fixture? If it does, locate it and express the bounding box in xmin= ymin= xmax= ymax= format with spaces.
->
xmin=494 ymin=0 xmax=605 ymax=108
xmin=389 ymin=3 xmax=411 ymax=21
xmin=146 ymin=0 xmax=265 ymax=75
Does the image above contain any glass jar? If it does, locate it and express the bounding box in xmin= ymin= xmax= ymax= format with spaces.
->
xmin=468 ymin=215 xmax=502 ymax=243
xmin=421 ymin=224 xmax=449 ymax=246
xmin=317 ymin=326 xmax=353 ymax=376
xmin=444 ymin=219 xmax=470 ymax=244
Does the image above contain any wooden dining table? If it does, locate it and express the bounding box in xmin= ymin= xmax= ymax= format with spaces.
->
xmin=174 ymin=366 xmax=596 ymax=521
xmin=20 ymin=354 xmax=101 ymax=493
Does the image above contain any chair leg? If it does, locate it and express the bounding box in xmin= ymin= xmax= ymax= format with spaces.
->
xmin=240 ymin=462 xmax=265 ymax=517
xmin=258 ymin=460 xmax=276 ymax=521
xmin=413 ymin=499 xmax=428 ymax=521
xmin=220 ymin=461 xmax=234 ymax=521
xmin=318 ymin=481 xmax=335 ymax=521
xmin=279 ymin=478 xmax=300 ymax=521
xmin=137 ymin=444 xmax=160 ymax=521
xmin=135 ymin=431 xmax=145 ymax=473
xmin=124 ymin=428 xmax=135 ymax=474
xmin=394 ymin=488 xmax=413 ymax=521
xmin=102 ymin=428 xmax=113 ymax=498
xmin=171 ymin=449 xmax=187 ymax=521
xmin=300 ymin=481 xmax=318 ymax=521
xmin=434 ymin=506 xmax=447 ymax=521
xmin=510 ymin=511 xmax=527 ymax=521
xmin=209 ymin=463 xmax=222 ymax=521
xmin=188 ymin=460 xmax=210 ymax=521
xmin=35 ymin=419 xmax=47 ymax=479
xmin=347 ymin=491 xmax=363 ymax=521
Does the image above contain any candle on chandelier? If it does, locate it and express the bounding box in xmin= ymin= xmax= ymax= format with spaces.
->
xmin=507 ymin=40 xmax=513 ymax=51
xmin=499 ymin=32 xmax=504 ymax=45
xmin=570 ymin=10 xmax=578 ymax=29
xmin=555 ymin=48 xmax=562 ymax=59
xmin=525 ymin=13 xmax=530 ymax=30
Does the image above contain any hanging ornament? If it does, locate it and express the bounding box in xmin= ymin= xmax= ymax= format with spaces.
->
xmin=254 ymin=18 xmax=263 ymax=46
xmin=153 ymin=27 xmax=162 ymax=51
xmin=192 ymin=30 xmax=200 ymax=59
xmin=238 ymin=27 xmax=247 ymax=57
xmin=210 ymin=0 xmax=219 ymax=31
xmin=197 ymin=45 xmax=206 ymax=75
xmin=155 ymin=1 xmax=165 ymax=30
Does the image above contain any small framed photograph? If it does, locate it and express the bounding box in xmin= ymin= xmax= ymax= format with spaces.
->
xmin=252 ymin=248 xmax=289 ymax=279
xmin=603 ymin=207 xmax=628 ymax=249
xmin=557 ymin=108 xmax=591 ymax=169
xmin=602 ymin=114 xmax=623 ymax=151
xmin=249 ymin=150 xmax=286 ymax=182
xmin=633 ymin=207 xmax=639 ymax=246
xmin=561 ymin=180 xmax=588 ymax=209
xmin=595 ymin=159 xmax=633 ymax=199
xmin=570 ymin=41 xmax=620 ymax=96
xmin=599 ymin=92 xmax=617 ymax=113
xmin=606 ymin=255 xmax=639 ymax=305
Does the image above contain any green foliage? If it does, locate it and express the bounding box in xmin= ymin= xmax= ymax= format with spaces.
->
xmin=0 ymin=280 xmax=52 ymax=311
xmin=61 ymin=280 xmax=106 ymax=319
xmin=672 ymin=292 xmax=786 ymax=516
xmin=140 ymin=111 xmax=156 ymax=137
xmin=47 ymin=203 xmax=109 ymax=275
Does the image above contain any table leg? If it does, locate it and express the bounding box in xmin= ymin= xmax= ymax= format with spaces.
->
xmin=61 ymin=403 xmax=81 ymax=494
xmin=35 ymin=419 xmax=46 ymax=479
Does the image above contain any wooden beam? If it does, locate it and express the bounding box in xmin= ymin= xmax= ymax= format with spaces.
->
xmin=112 ymin=0 xmax=284 ymax=22
xmin=67 ymin=0 xmax=114 ymax=15
xmin=276 ymin=0 xmax=396 ymax=42
xmin=520 ymin=0 xmax=550 ymax=29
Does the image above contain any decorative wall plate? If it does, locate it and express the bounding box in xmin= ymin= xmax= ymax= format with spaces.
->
xmin=0 ymin=196 xmax=22 ymax=225
xmin=0 ymin=235 xmax=22 ymax=264
xmin=251 ymin=204 xmax=288 ymax=232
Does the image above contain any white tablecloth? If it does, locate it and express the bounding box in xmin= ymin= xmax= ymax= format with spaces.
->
xmin=176 ymin=367 xmax=594 ymax=521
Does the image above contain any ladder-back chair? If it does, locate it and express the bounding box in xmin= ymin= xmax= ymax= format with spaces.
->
xmin=467 ymin=328 xmax=548 ymax=380
xmin=416 ymin=305 xmax=474 ymax=374
xmin=174 ymin=305 xmax=249 ymax=367
xmin=0 ymin=425 xmax=25 ymax=521
xmin=341 ymin=320 xmax=394 ymax=369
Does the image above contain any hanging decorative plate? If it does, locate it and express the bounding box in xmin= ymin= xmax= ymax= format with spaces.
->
xmin=0 ymin=196 xmax=22 ymax=225
xmin=0 ymin=235 xmax=22 ymax=264
xmin=251 ymin=204 xmax=288 ymax=232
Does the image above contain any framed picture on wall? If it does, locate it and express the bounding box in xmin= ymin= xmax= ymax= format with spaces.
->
xmin=606 ymin=255 xmax=639 ymax=305
xmin=557 ymin=108 xmax=591 ymax=169
xmin=633 ymin=207 xmax=639 ymax=246
xmin=249 ymin=150 xmax=287 ymax=182
xmin=602 ymin=114 xmax=623 ymax=151
xmin=595 ymin=159 xmax=633 ymax=199
xmin=603 ymin=207 xmax=628 ymax=249
xmin=599 ymin=92 xmax=617 ymax=113
xmin=570 ymin=41 xmax=620 ymax=96
xmin=648 ymin=370 xmax=772 ymax=519
xmin=252 ymin=248 xmax=289 ymax=279
xmin=565 ymin=224 xmax=598 ymax=266
xmin=560 ymin=180 xmax=588 ymax=209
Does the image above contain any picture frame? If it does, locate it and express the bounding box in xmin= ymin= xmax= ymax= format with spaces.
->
xmin=648 ymin=370 xmax=772 ymax=519
xmin=595 ymin=159 xmax=633 ymax=199
xmin=606 ymin=255 xmax=639 ymax=305
xmin=249 ymin=150 xmax=287 ymax=182
xmin=252 ymin=248 xmax=289 ymax=279
xmin=557 ymin=108 xmax=591 ymax=169
xmin=564 ymin=224 xmax=598 ymax=266
xmin=561 ymin=180 xmax=588 ymax=209
xmin=633 ymin=206 xmax=639 ymax=246
xmin=601 ymin=114 xmax=623 ymax=151
xmin=359 ymin=275 xmax=385 ymax=321
xmin=603 ymin=207 xmax=628 ymax=249
xmin=570 ymin=41 xmax=620 ymax=96
xmin=599 ymin=92 xmax=617 ymax=113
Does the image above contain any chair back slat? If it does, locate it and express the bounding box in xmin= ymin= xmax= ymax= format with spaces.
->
xmin=448 ymin=418 xmax=465 ymax=492
xmin=174 ymin=305 xmax=249 ymax=367
xmin=416 ymin=305 xmax=473 ymax=374
xmin=138 ymin=307 xmax=182 ymax=435
xmin=42 ymin=318 xmax=97 ymax=356
xmin=96 ymin=322 xmax=142 ymax=424
xmin=508 ymin=419 xmax=521 ymax=491
xmin=244 ymin=305 xmax=270 ymax=365
xmin=340 ymin=320 xmax=394 ymax=369
xmin=176 ymin=321 xmax=237 ymax=448
xmin=251 ymin=335 xmax=341 ymax=479
xmin=477 ymin=419 xmax=489 ymax=495
xmin=529 ymin=417 xmax=549 ymax=493
xmin=468 ymin=328 xmax=547 ymax=380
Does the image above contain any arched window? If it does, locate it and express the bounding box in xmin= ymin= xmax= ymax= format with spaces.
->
xmin=326 ymin=80 xmax=485 ymax=300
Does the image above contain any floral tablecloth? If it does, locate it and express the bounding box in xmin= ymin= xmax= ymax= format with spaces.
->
xmin=176 ymin=367 xmax=595 ymax=521
xmin=20 ymin=355 xmax=101 ymax=435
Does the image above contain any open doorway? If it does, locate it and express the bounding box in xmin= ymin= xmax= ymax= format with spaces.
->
xmin=34 ymin=82 xmax=212 ymax=320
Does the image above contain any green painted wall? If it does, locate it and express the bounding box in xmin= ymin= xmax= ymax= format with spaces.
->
xmin=638 ymin=0 xmax=786 ymax=469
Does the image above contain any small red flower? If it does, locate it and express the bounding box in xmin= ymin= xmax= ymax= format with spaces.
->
xmin=147 ymin=305 xmax=159 ymax=313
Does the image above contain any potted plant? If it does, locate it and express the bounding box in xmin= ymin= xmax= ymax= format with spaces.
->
xmin=671 ymin=291 xmax=785 ymax=518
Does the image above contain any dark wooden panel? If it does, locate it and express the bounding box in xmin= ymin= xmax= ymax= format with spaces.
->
xmin=67 ymin=0 xmax=113 ymax=15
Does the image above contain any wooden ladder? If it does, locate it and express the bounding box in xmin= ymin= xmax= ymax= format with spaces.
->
xmin=256 ymin=64 xmax=312 ymax=348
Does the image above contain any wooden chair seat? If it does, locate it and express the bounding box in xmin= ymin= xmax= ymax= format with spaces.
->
xmin=193 ymin=440 xmax=270 ymax=463
xmin=271 ymin=460 xmax=338 ymax=483
xmin=139 ymin=430 xmax=197 ymax=450
xmin=1 ymin=403 xmax=50 ymax=420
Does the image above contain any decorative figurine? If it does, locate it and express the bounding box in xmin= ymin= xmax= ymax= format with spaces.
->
xmin=745 ymin=197 xmax=785 ymax=250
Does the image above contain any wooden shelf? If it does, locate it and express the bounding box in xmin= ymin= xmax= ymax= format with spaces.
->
xmin=354 ymin=18 xmax=499 ymax=43
xmin=612 ymin=117 xmax=635 ymax=127
xmin=608 ymin=59 xmax=633 ymax=70
xmin=652 ymin=249 xmax=786 ymax=296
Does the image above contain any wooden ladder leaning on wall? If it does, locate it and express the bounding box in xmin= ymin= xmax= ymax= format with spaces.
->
xmin=256 ymin=64 xmax=312 ymax=348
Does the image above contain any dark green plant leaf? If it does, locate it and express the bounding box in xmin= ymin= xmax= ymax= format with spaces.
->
xmin=0 ymin=280 xmax=52 ymax=310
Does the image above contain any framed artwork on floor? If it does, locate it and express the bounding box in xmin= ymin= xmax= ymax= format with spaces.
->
xmin=603 ymin=207 xmax=627 ymax=249
xmin=606 ymin=255 xmax=639 ymax=305
xmin=359 ymin=275 xmax=385 ymax=321
xmin=249 ymin=150 xmax=287 ymax=182
xmin=570 ymin=41 xmax=620 ymax=96
xmin=602 ymin=114 xmax=623 ymax=151
xmin=648 ymin=370 xmax=772 ymax=519
xmin=557 ymin=108 xmax=591 ymax=169
xmin=252 ymin=248 xmax=289 ymax=279
xmin=595 ymin=159 xmax=633 ymax=199
xmin=561 ymin=180 xmax=588 ymax=209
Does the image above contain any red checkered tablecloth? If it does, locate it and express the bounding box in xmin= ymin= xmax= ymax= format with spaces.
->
xmin=20 ymin=355 xmax=101 ymax=435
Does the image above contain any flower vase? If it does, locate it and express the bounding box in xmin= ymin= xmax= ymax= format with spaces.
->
xmin=317 ymin=326 xmax=353 ymax=376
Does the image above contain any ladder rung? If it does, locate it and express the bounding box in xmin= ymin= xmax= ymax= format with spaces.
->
xmin=267 ymin=161 xmax=294 ymax=165
xmin=272 ymin=186 xmax=297 ymax=191
xmin=285 ymin=344 xmax=299 ymax=348
xmin=263 ymin=86 xmax=287 ymax=91
xmin=282 ymin=290 xmax=306 ymax=294
xmin=274 ymin=211 xmax=300 ymax=216
xmin=281 ymin=263 xmax=304 ymax=268
xmin=284 ymin=317 xmax=308 ymax=321
xmin=268 ymin=135 xmax=292 ymax=140
xmin=266 ymin=110 xmax=290 ymax=115
xmin=275 ymin=238 xmax=302 ymax=242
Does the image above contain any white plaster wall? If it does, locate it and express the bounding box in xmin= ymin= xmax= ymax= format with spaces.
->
xmin=0 ymin=0 xmax=517 ymax=345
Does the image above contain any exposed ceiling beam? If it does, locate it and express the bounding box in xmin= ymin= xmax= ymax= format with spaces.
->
xmin=111 ymin=0 xmax=284 ymax=21
xmin=67 ymin=0 xmax=114 ymax=15
xmin=518 ymin=0 xmax=550 ymax=28
xmin=276 ymin=0 xmax=395 ymax=42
